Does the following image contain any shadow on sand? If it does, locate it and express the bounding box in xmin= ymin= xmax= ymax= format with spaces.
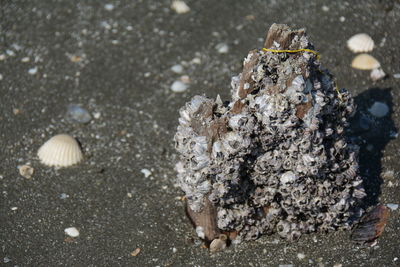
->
xmin=348 ymin=87 xmax=397 ymax=209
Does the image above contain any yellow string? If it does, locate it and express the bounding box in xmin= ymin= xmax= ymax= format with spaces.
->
xmin=262 ymin=48 xmax=321 ymax=60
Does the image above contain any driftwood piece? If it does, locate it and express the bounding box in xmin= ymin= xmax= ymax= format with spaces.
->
xmin=186 ymin=197 xmax=220 ymax=242
xmin=264 ymin=23 xmax=305 ymax=50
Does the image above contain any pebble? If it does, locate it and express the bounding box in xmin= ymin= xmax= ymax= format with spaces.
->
xmin=322 ymin=5 xmax=329 ymax=12
xmin=3 ymin=257 xmax=11 ymax=263
xmin=104 ymin=4 xmax=114 ymax=11
xmin=11 ymin=207 xmax=18 ymax=211
xmin=171 ymin=0 xmax=190 ymax=14
xmin=171 ymin=64 xmax=183 ymax=74
xmin=215 ymin=43 xmax=229 ymax=54
xmin=64 ymin=227 xmax=80 ymax=237
xmin=18 ymin=165 xmax=34 ymax=179
xmin=382 ymin=170 xmax=395 ymax=179
xmin=339 ymin=16 xmax=346 ymax=22
xmin=386 ymin=203 xmax=399 ymax=211
xmin=28 ymin=67 xmax=38 ymax=75
xmin=140 ymin=168 xmax=152 ymax=178
xmin=93 ymin=112 xmax=101 ymax=119
xmin=0 ymin=54 xmax=5 ymax=60
xmin=191 ymin=57 xmax=201 ymax=64
xmin=393 ymin=73 xmax=400 ymax=79
xmin=297 ymin=253 xmax=306 ymax=260
xmin=59 ymin=193 xmax=69 ymax=199
xmin=171 ymin=80 xmax=188 ymax=93
xmin=66 ymin=104 xmax=92 ymax=123
xmin=0 ymin=74 xmax=3 ymax=80
xmin=21 ymin=57 xmax=30 ymax=62
xmin=368 ymin=102 xmax=389 ymax=118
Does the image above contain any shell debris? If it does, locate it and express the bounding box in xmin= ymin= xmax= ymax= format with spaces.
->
xmin=347 ymin=33 xmax=374 ymax=53
xmin=130 ymin=248 xmax=141 ymax=256
xmin=64 ymin=227 xmax=80 ymax=237
xmin=171 ymin=0 xmax=190 ymax=14
xmin=18 ymin=165 xmax=34 ymax=179
xmin=351 ymin=54 xmax=380 ymax=70
xmin=38 ymin=134 xmax=83 ymax=167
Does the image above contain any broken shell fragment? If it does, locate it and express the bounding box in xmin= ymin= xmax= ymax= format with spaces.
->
xmin=38 ymin=134 xmax=83 ymax=167
xmin=347 ymin=33 xmax=374 ymax=53
xmin=209 ymin=234 xmax=227 ymax=253
xmin=351 ymin=54 xmax=380 ymax=70
xmin=351 ymin=205 xmax=389 ymax=245
xmin=18 ymin=165 xmax=34 ymax=179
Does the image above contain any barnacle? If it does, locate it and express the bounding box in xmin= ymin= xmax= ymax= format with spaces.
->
xmin=174 ymin=24 xmax=365 ymax=245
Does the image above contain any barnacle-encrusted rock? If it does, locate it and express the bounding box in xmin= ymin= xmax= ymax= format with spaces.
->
xmin=174 ymin=24 xmax=365 ymax=244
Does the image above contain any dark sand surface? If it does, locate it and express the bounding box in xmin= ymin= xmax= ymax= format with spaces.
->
xmin=1 ymin=1 xmax=399 ymax=266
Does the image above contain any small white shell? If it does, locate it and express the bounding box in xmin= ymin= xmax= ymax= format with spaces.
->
xmin=209 ymin=234 xmax=227 ymax=253
xmin=347 ymin=33 xmax=374 ymax=53
xmin=351 ymin=54 xmax=380 ymax=70
xmin=38 ymin=134 xmax=83 ymax=167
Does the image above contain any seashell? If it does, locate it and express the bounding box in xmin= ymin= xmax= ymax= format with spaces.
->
xmin=370 ymin=68 xmax=386 ymax=82
xmin=209 ymin=234 xmax=227 ymax=252
xmin=38 ymin=134 xmax=83 ymax=167
xmin=347 ymin=33 xmax=374 ymax=53
xmin=351 ymin=54 xmax=380 ymax=70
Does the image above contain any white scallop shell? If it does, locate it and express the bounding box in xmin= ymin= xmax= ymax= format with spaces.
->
xmin=351 ymin=54 xmax=380 ymax=70
xmin=347 ymin=33 xmax=374 ymax=53
xmin=38 ymin=134 xmax=83 ymax=167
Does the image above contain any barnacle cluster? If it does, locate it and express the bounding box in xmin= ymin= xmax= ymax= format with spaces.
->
xmin=174 ymin=24 xmax=365 ymax=243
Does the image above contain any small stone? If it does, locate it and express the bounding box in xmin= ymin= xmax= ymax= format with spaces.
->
xmin=69 ymin=55 xmax=82 ymax=63
xmin=195 ymin=226 xmax=205 ymax=239
xmin=171 ymin=0 xmax=190 ymax=14
xmin=333 ymin=264 xmax=343 ymax=267
xmin=172 ymin=247 xmax=177 ymax=253
xmin=382 ymin=170 xmax=395 ymax=179
xmin=11 ymin=207 xmax=18 ymax=211
xmin=130 ymin=248 xmax=141 ymax=256
xmin=386 ymin=203 xmax=398 ymax=211
xmin=59 ymin=193 xmax=69 ymax=199
xmin=215 ymin=43 xmax=229 ymax=54
xmin=180 ymin=75 xmax=190 ymax=84
xmin=64 ymin=227 xmax=80 ymax=237
xmin=297 ymin=253 xmax=306 ymax=260
xmin=21 ymin=57 xmax=30 ymax=62
xmin=322 ymin=5 xmax=329 ymax=12
xmin=368 ymin=102 xmax=389 ymax=118
xmin=93 ymin=112 xmax=101 ymax=119
xmin=3 ymin=257 xmax=11 ymax=263
xmin=28 ymin=67 xmax=38 ymax=75
xmin=171 ymin=80 xmax=188 ymax=93
xmin=13 ymin=108 xmax=21 ymax=115
xmin=0 ymin=54 xmax=5 ymax=60
xmin=0 ymin=74 xmax=3 ymax=80
xmin=18 ymin=165 xmax=34 ymax=179
xmin=140 ymin=169 xmax=152 ymax=178
xmin=339 ymin=16 xmax=346 ymax=22
xmin=191 ymin=57 xmax=201 ymax=64
xmin=144 ymin=72 xmax=151 ymax=77
xmin=66 ymin=104 xmax=92 ymax=123
xmin=171 ymin=64 xmax=183 ymax=74
xmin=104 ymin=4 xmax=114 ymax=11
xmin=393 ymin=73 xmax=400 ymax=79
xmin=127 ymin=192 xmax=133 ymax=198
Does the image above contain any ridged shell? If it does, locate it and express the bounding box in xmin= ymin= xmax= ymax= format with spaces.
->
xmin=347 ymin=33 xmax=374 ymax=53
xmin=351 ymin=54 xmax=380 ymax=70
xmin=38 ymin=134 xmax=83 ymax=167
